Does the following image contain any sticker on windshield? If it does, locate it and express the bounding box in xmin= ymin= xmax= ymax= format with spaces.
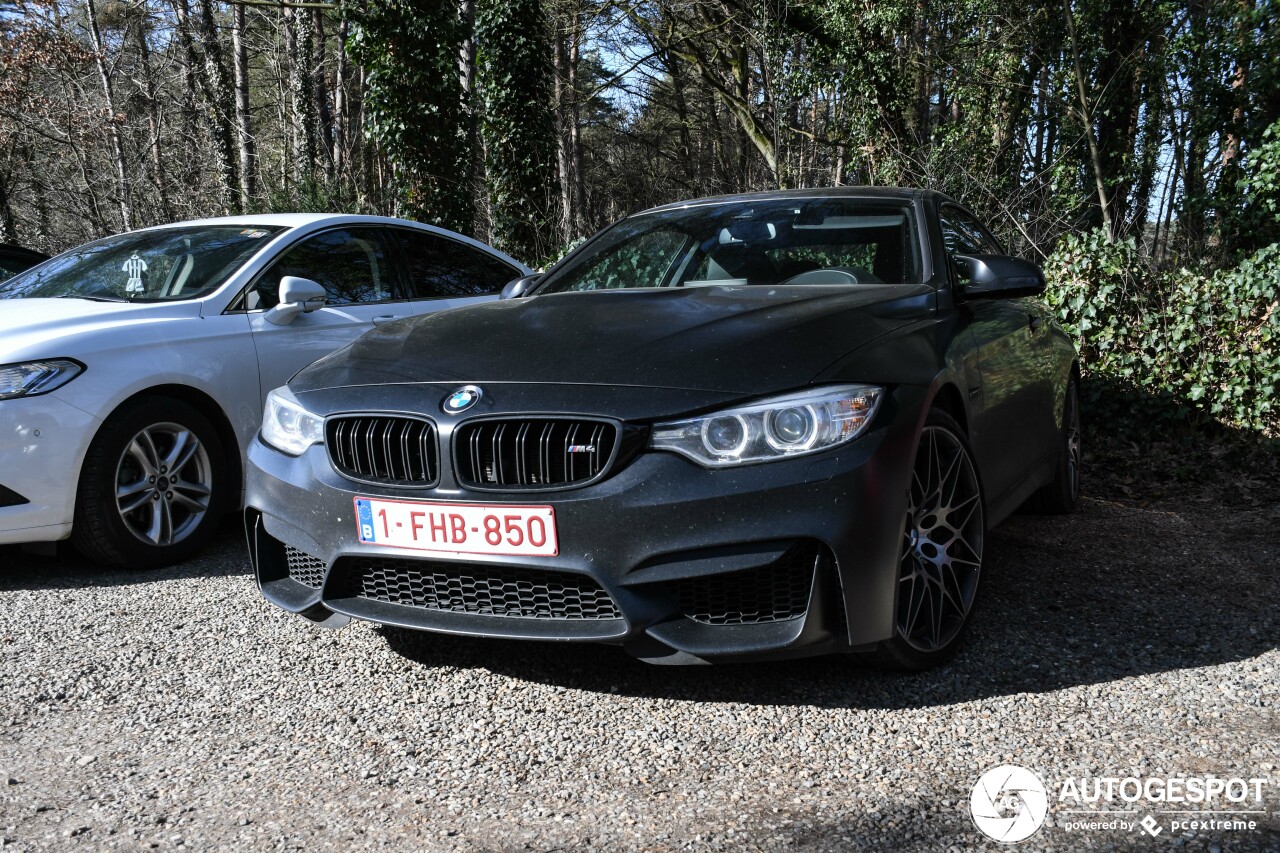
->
xmin=122 ymin=253 xmax=147 ymax=294
xmin=240 ymin=229 xmax=269 ymax=239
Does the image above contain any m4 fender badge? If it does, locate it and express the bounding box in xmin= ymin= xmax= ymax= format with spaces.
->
xmin=443 ymin=385 xmax=483 ymax=414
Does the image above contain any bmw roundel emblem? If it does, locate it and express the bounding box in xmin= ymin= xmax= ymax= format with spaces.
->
xmin=443 ymin=385 xmax=483 ymax=414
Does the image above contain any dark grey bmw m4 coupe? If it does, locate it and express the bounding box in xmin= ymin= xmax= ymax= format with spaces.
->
xmin=246 ymin=188 xmax=1080 ymax=669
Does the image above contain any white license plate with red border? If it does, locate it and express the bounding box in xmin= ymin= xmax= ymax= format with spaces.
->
xmin=354 ymin=497 xmax=558 ymax=557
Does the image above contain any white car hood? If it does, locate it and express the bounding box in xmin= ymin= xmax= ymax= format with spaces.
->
xmin=0 ymin=298 xmax=204 ymax=359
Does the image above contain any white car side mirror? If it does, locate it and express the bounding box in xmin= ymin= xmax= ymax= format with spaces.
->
xmin=264 ymin=276 xmax=328 ymax=326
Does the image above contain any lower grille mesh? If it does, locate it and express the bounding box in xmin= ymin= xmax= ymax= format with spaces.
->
xmin=673 ymin=544 xmax=818 ymax=625
xmin=284 ymin=545 xmax=327 ymax=589
xmin=337 ymin=557 xmax=621 ymax=620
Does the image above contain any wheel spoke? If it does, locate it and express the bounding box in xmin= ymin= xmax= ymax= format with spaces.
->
xmin=117 ymin=486 xmax=153 ymax=514
xmin=170 ymin=480 xmax=210 ymax=512
xmin=937 ymin=448 xmax=964 ymax=509
xmin=163 ymin=429 xmax=199 ymax=473
xmin=127 ymin=435 xmax=159 ymax=477
xmin=143 ymin=501 xmax=163 ymax=545
xmin=901 ymin=569 xmax=926 ymax=640
xmin=929 ymin=582 xmax=944 ymax=648
xmin=939 ymin=563 xmax=966 ymax=614
xmin=949 ymin=491 xmax=982 ymax=530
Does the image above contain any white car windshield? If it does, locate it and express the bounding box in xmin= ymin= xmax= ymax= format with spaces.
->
xmin=0 ymin=225 xmax=285 ymax=302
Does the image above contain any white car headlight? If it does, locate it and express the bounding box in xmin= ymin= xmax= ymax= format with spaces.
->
xmin=261 ymin=387 xmax=325 ymax=456
xmin=0 ymin=359 xmax=84 ymax=400
xmin=650 ymin=385 xmax=883 ymax=467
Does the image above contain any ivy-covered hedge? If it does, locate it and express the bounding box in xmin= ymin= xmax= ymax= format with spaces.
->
xmin=1043 ymin=231 xmax=1280 ymax=435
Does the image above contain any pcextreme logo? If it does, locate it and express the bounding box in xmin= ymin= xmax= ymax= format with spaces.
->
xmin=969 ymin=764 xmax=1272 ymax=843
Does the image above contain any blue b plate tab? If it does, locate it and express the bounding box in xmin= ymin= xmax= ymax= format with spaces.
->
xmin=356 ymin=498 xmax=376 ymax=543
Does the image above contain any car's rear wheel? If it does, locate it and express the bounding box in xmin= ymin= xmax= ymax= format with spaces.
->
xmin=72 ymin=397 xmax=227 ymax=569
xmin=864 ymin=409 xmax=985 ymax=671
xmin=1025 ymin=373 xmax=1082 ymax=514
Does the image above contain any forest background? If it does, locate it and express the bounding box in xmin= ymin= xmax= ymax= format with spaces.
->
xmin=1 ymin=0 xmax=1277 ymax=435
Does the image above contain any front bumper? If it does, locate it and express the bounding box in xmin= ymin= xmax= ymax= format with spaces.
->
xmin=0 ymin=393 xmax=100 ymax=544
xmin=246 ymin=385 xmax=924 ymax=663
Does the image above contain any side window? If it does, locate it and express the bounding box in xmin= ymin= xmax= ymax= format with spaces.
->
xmin=248 ymin=227 xmax=394 ymax=310
xmin=394 ymin=229 xmax=519 ymax=299
xmin=940 ymin=207 xmax=1002 ymax=257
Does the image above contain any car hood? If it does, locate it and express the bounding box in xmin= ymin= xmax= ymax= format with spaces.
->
xmin=0 ymin=298 xmax=201 ymax=358
xmin=293 ymin=281 xmax=931 ymax=394
xmin=293 ymin=284 xmax=933 ymax=396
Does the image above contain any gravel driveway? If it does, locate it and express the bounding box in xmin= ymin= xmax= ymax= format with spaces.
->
xmin=1 ymin=481 xmax=1277 ymax=851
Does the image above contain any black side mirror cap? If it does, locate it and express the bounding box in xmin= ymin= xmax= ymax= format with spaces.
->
xmin=500 ymin=274 xmax=541 ymax=299
xmin=954 ymin=254 xmax=1046 ymax=299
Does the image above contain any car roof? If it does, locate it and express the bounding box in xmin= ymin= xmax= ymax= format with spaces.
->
xmin=131 ymin=213 xmax=447 ymax=231
xmin=118 ymin=213 xmax=531 ymax=273
xmin=635 ymin=186 xmax=956 ymax=217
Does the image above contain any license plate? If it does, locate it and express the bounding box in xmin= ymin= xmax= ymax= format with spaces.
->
xmin=353 ymin=497 xmax=558 ymax=557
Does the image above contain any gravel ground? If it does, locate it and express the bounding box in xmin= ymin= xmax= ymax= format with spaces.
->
xmin=1 ymin=482 xmax=1277 ymax=851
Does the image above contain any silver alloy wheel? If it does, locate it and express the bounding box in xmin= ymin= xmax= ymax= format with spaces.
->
xmin=114 ymin=422 xmax=213 ymax=547
xmin=896 ymin=425 xmax=984 ymax=653
xmin=1065 ymin=381 xmax=1082 ymax=502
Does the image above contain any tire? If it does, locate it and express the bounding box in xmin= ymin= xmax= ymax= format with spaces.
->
xmin=72 ymin=397 xmax=227 ymax=569
xmin=862 ymin=409 xmax=986 ymax=671
xmin=1024 ymin=373 xmax=1082 ymax=515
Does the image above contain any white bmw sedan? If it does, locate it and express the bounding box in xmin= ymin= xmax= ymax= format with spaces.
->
xmin=0 ymin=214 xmax=529 ymax=568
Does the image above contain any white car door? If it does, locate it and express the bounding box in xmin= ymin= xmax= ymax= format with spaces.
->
xmin=244 ymin=225 xmax=412 ymax=397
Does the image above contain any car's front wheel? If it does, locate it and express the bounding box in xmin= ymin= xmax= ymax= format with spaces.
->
xmin=72 ymin=397 xmax=227 ymax=569
xmin=864 ymin=409 xmax=985 ymax=671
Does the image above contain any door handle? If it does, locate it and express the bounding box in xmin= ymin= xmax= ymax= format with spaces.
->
xmin=372 ymin=315 xmax=400 ymax=326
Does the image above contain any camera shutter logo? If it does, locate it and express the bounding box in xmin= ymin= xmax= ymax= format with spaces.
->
xmin=970 ymin=764 xmax=1049 ymax=843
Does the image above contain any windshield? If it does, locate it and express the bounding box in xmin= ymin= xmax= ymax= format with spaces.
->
xmin=538 ymin=198 xmax=922 ymax=293
xmin=0 ymin=225 xmax=285 ymax=302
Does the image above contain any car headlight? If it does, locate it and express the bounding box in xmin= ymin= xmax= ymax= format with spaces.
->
xmin=261 ymin=387 xmax=325 ymax=456
xmin=0 ymin=359 xmax=84 ymax=400
xmin=650 ymin=385 xmax=883 ymax=467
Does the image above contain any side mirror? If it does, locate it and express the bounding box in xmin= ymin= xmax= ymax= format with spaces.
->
xmin=954 ymin=254 xmax=1046 ymax=299
xmin=264 ymin=276 xmax=327 ymax=325
xmin=500 ymin=274 xmax=541 ymax=300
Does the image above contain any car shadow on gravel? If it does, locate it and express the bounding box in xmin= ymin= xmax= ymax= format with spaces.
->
xmin=380 ymin=496 xmax=1279 ymax=708
xmin=0 ymin=516 xmax=252 ymax=590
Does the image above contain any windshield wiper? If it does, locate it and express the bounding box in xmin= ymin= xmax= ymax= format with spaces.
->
xmin=52 ymin=294 xmax=128 ymax=302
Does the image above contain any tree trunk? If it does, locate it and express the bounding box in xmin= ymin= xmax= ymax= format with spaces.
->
xmin=567 ymin=28 xmax=585 ymax=233
xmin=196 ymin=0 xmax=241 ymax=213
xmin=233 ymin=2 xmax=257 ymax=208
xmin=0 ymin=166 xmax=17 ymax=243
xmin=286 ymin=8 xmax=317 ymax=188
xmin=553 ymin=34 xmax=573 ymax=239
xmin=459 ymin=0 xmax=483 ymax=238
xmin=85 ymin=0 xmax=132 ymax=230
xmin=1062 ymin=0 xmax=1114 ymax=240
xmin=312 ymin=8 xmax=335 ymax=179
xmin=133 ymin=2 xmax=171 ymax=220
xmin=333 ymin=15 xmax=349 ymax=180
